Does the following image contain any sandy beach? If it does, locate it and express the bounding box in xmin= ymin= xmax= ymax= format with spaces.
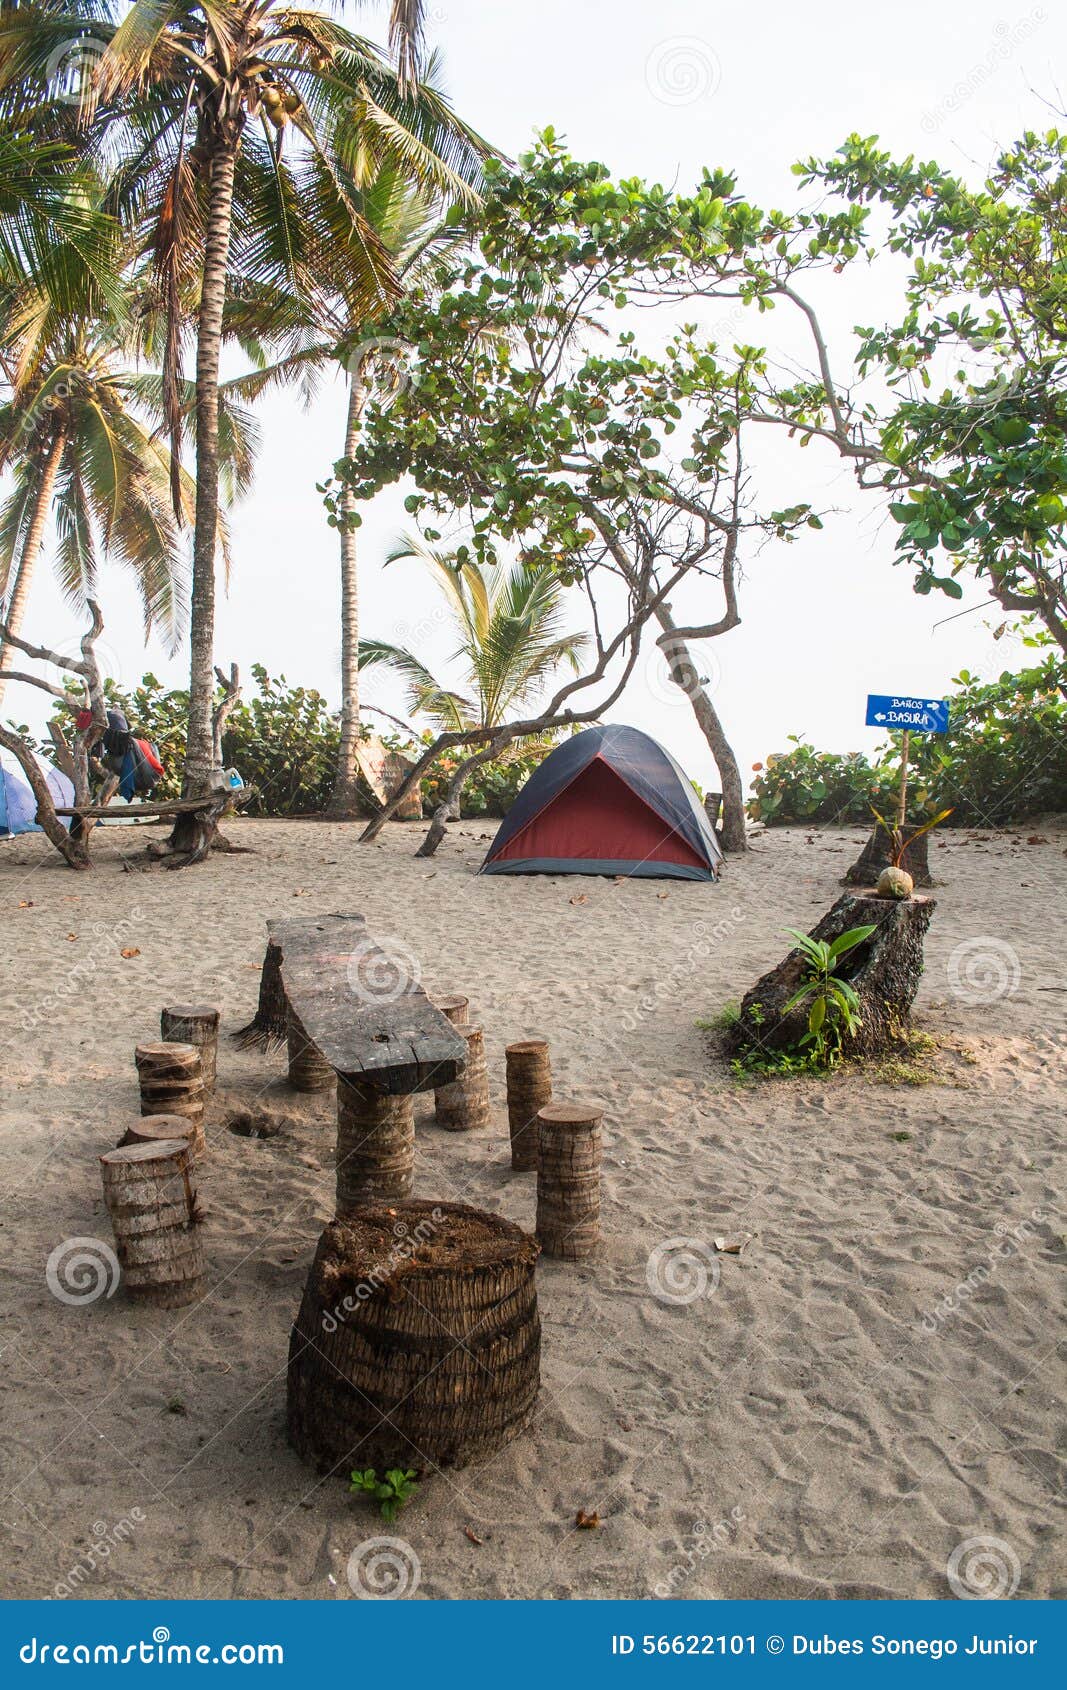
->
xmin=0 ymin=817 xmax=1063 ymax=1601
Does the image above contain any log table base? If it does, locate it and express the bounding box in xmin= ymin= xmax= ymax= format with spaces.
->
xmin=505 ymin=1039 xmax=552 ymax=1171
xmin=287 ymin=1201 xmax=540 ymax=1473
xmin=336 ymin=1080 xmax=415 ymax=1213
xmin=536 ymin=1101 xmax=603 ymax=1260
xmin=287 ymin=1008 xmax=335 ymax=1094
xmin=100 ymin=1140 xmax=204 ymax=1308
xmin=434 ymin=1025 xmax=489 ymax=1131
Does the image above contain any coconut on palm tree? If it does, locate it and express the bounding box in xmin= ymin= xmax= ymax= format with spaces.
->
xmin=360 ymin=537 xmax=587 ymax=813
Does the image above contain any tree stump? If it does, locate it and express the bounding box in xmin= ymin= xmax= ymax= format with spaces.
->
xmin=506 ymin=1040 xmax=553 ymax=1172
xmin=536 ymin=1102 xmax=603 ymax=1260
xmin=286 ymin=1201 xmax=541 ymax=1473
xmin=120 ymin=1112 xmax=205 ymax=1162
xmin=160 ymin=1005 xmax=220 ymax=1095
xmin=433 ymin=994 xmax=469 ymax=1026
xmin=100 ymin=1140 xmax=204 ymax=1308
xmin=336 ymin=1081 xmax=415 ymax=1214
xmin=287 ymin=1007 xmax=335 ymax=1094
xmin=234 ymin=937 xmax=287 ymax=1049
xmin=844 ymin=820 xmax=934 ymax=888
xmin=134 ymin=1043 xmax=204 ymax=1124
xmin=728 ymin=891 xmax=937 ymax=1062
xmin=434 ymin=1025 xmax=489 ymax=1131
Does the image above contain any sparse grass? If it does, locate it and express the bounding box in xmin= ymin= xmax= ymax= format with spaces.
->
xmin=718 ymin=1026 xmax=976 ymax=1090
xmin=696 ymin=1001 xmax=741 ymax=1033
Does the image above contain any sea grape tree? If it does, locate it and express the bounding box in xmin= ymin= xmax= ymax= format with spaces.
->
xmin=328 ymin=133 xmax=829 ymax=850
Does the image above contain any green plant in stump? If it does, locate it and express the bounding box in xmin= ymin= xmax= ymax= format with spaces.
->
xmin=782 ymin=925 xmax=877 ymax=1067
xmin=350 ymin=1468 xmax=419 ymax=1522
xmin=869 ymin=806 xmax=953 ymax=899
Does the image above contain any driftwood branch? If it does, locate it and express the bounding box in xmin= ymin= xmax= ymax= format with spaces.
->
xmin=211 ymin=663 xmax=241 ymax=770
xmin=358 ymin=551 xmax=691 ymax=849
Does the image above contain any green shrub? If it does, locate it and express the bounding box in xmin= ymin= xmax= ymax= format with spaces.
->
xmin=32 ymin=668 xmax=553 ymax=820
xmin=749 ymin=660 xmax=1067 ymax=828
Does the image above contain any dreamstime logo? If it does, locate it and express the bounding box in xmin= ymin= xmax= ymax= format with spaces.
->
xmin=645 ymin=634 xmax=722 ymax=708
xmin=346 ymin=934 xmax=421 ymax=1004
xmin=322 ymin=1208 xmax=443 ymax=1331
xmin=46 ymin=35 xmax=108 ymax=107
xmin=918 ymin=1208 xmax=1045 ymax=1333
xmin=346 ymin=1536 xmax=421 ymax=1599
xmin=946 ymin=937 xmax=1021 ymax=1005
xmin=344 ymin=336 xmax=415 ymax=404
xmin=946 ymin=1534 xmax=1021 ymax=1599
xmin=46 ymin=1237 xmax=120 ymax=1306
xmin=920 ymin=11 xmax=1046 ymax=134
xmin=22 ymin=911 xmax=145 ymax=1033
xmin=54 ymin=1510 xmax=146 ymax=1598
xmin=646 ymin=1237 xmax=720 ymax=1305
xmin=644 ymin=37 xmax=722 ymax=107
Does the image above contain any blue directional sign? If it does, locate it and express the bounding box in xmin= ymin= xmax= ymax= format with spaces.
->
xmin=865 ymin=693 xmax=950 ymax=733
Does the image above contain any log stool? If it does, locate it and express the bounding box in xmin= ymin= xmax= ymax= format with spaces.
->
xmin=287 ymin=1201 xmax=540 ymax=1472
xmin=336 ymin=1080 xmax=415 ymax=1213
xmin=433 ymin=994 xmax=469 ymax=1026
xmin=287 ymin=1006 xmax=334 ymax=1093
xmin=135 ymin=1042 xmax=204 ymax=1125
xmin=160 ymin=1004 xmax=220 ymax=1095
xmin=100 ymin=1140 xmax=204 ymax=1308
xmin=536 ymin=1101 xmax=603 ymax=1260
xmin=505 ymin=1039 xmax=552 ymax=1171
xmin=120 ymin=1112 xmax=205 ymax=1162
xmin=434 ymin=1025 xmax=489 ymax=1131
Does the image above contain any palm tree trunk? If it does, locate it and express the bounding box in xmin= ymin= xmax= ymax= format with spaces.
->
xmin=0 ymin=431 xmax=66 ymax=712
xmin=180 ymin=142 xmax=238 ymax=800
xmin=326 ymin=379 xmax=366 ymax=818
xmin=654 ymin=604 xmax=749 ymax=854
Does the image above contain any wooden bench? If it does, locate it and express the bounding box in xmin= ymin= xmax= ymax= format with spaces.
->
xmin=237 ymin=913 xmax=467 ymax=1094
xmin=55 ymin=789 xmax=250 ymax=867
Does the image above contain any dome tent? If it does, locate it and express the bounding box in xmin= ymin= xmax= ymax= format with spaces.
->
xmin=0 ymin=752 xmax=74 ymax=839
xmin=480 ymin=724 xmax=723 ymax=882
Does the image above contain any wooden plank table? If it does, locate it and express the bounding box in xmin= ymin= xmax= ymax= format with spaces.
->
xmin=247 ymin=913 xmax=467 ymax=1095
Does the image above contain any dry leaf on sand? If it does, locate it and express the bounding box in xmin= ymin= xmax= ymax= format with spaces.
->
xmin=714 ymin=1233 xmax=754 ymax=1255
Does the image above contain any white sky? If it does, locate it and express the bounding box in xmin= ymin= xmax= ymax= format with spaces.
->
xmin=8 ymin=0 xmax=1063 ymax=791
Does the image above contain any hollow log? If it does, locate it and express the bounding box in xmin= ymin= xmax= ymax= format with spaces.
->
xmin=506 ymin=1040 xmax=553 ymax=1172
xmin=135 ymin=1042 xmax=204 ymax=1124
xmin=160 ymin=1005 xmax=220 ymax=1094
xmin=843 ymin=820 xmax=933 ymax=888
xmin=120 ymin=1112 xmax=205 ymax=1162
xmin=287 ymin=1007 xmax=335 ymax=1094
xmin=729 ymin=891 xmax=936 ymax=1062
xmin=100 ymin=1140 xmax=204 ymax=1308
xmin=536 ymin=1102 xmax=603 ymax=1260
xmin=433 ymin=994 xmax=469 ymax=1026
xmin=336 ymin=1080 xmax=415 ymax=1214
xmin=286 ymin=1201 xmax=541 ymax=1473
xmin=434 ymin=1025 xmax=489 ymax=1131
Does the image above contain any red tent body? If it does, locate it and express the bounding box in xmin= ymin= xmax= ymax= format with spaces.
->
xmin=482 ymin=724 xmax=723 ymax=881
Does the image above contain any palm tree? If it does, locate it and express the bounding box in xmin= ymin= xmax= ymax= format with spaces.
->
xmin=0 ymin=313 xmax=196 ymax=711
xmin=361 ymin=536 xmax=588 ymax=739
xmin=1 ymin=2 xmax=485 ymax=798
xmin=225 ymin=159 xmax=471 ymax=815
